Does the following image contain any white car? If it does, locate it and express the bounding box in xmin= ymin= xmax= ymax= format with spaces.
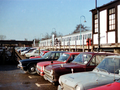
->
xmin=58 ymin=55 xmax=120 ymax=90
xmin=21 ymin=48 xmax=36 ymax=55
xmin=25 ymin=49 xmax=40 ymax=58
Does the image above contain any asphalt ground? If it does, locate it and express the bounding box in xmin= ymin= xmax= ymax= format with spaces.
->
xmin=0 ymin=65 xmax=57 ymax=90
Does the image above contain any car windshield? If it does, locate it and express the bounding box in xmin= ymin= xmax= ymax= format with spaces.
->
xmin=96 ymin=58 xmax=120 ymax=74
xmin=39 ymin=52 xmax=44 ymax=56
xmin=57 ymin=54 xmax=70 ymax=62
xmin=42 ymin=52 xmax=51 ymax=59
xmin=72 ymin=53 xmax=92 ymax=64
xmin=117 ymin=79 xmax=120 ymax=83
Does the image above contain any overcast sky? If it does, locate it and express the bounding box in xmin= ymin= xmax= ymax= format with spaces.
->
xmin=0 ymin=0 xmax=113 ymax=40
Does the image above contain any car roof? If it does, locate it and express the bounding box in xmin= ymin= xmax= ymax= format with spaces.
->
xmin=64 ymin=52 xmax=80 ymax=55
xmin=80 ymin=52 xmax=117 ymax=55
xmin=42 ymin=51 xmax=49 ymax=53
xmin=105 ymin=55 xmax=120 ymax=59
xmin=49 ymin=51 xmax=68 ymax=53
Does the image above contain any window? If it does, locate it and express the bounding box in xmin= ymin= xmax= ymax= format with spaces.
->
xmin=76 ymin=36 xmax=78 ymax=40
xmin=108 ymin=8 xmax=115 ymax=30
xmin=87 ymin=34 xmax=91 ymax=39
xmin=90 ymin=55 xmax=106 ymax=66
xmin=79 ymin=35 xmax=82 ymax=40
xmin=50 ymin=53 xmax=60 ymax=59
xmin=94 ymin=14 xmax=98 ymax=33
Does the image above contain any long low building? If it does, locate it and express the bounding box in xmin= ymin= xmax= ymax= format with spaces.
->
xmin=39 ymin=30 xmax=92 ymax=52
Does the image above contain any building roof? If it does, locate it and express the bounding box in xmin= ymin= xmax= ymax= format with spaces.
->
xmin=90 ymin=0 xmax=120 ymax=12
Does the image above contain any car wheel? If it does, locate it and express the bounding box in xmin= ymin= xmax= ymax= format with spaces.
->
xmin=27 ymin=64 xmax=36 ymax=74
xmin=52 ymin=82 xmax=59 ymax=86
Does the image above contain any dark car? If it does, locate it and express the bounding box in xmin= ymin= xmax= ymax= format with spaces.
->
xmin=43 ymin=52 xmax=117 ymax=85
xmin=18 ymin=51 xmax=67 ymax=74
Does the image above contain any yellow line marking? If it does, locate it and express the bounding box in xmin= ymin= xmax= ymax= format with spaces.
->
xmin=28 ymin=76 xmax=32 ymax=79
xmin=35 ymin=83 xmax=51 ymax=87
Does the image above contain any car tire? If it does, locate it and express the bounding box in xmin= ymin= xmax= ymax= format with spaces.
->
xmin=27 ymin=64 xmax=36 ymax=74
xmin=52 ymin=82 xmax=59 ymax=86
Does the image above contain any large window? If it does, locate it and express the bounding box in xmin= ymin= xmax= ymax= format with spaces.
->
xmin=109 ymin=8 xmax=115 ymax=31
xmin=94 ymin=14 xmax=98 ymax=33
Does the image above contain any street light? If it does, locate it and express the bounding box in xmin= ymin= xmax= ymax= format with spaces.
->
xmin=39 ymin=33 xmax=43 ymax=47
xmin=52 ymin=28 xmax=56 ymax=46
xmin=80 ymin=15 xmax=86 ymax=52
xmin=39 ymin=33 xmax=43 ymax=54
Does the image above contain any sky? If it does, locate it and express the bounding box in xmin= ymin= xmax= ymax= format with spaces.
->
xmin=0 ymin=0 xmax=114 ymax=41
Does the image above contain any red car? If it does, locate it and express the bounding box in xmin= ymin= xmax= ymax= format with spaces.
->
xmin=89 ymin=80 xmax=120 ymax=90
xmin=30 ymin=51 xmax=49 ymax=59
xmin=43 ymin=52 xmax=116 ymax=85
xmin=36 ymin=52 xmax=80 ymax=76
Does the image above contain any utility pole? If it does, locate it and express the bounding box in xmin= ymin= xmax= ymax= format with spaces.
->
xmin=95 ymin=0 xmax=100 ymax=52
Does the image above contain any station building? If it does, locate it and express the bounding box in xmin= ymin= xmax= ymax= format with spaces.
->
xmin=91 ymin=0 xmax=120 ymax=53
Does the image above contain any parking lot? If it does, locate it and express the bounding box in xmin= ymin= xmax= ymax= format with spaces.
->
xmin=0 ymin=65 xmax=57 ymax=90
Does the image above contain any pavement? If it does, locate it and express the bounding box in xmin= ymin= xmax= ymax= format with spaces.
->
xmin=0 ymin=65 xmax=57 ymax=90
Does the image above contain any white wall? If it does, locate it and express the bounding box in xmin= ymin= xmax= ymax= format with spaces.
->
xmin=108 ymin=32 xmax=115 ymax=43
xmin=93 ymin=34 xmax=98 ymax=44
xmin=93 ymin=10 xmax=107 ymax=45
xmin=100 ymin=10 xmax=107 ymax=44
xmin=118 ymin=5 xmax=120 ymax=43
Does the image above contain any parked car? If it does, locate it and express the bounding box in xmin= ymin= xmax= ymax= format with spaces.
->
xmin=58 ymin=55 xmax=120 ymax=90
xmin=44 ymin=52 xmax=116 ymax=85
xmin=21 ymin=48 xmax=36 ymax=56
xmin=17 ymin=47 xmax=25 ymax=53
xmin=20 ymin=47 xmax=31 ymax=53
xmin=17 ymin=51 xmax=67 ymax=74
xmin=88 ymin=79 xmax=120 ymax=90
xmin=30 ymin=51 xmax=49 ymax=59
xmin=36 ymin=52 xmax=80 ymax=76
xmin=25 ymin=49 xmax=40 ymax=58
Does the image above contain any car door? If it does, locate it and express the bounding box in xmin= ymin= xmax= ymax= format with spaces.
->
xmin=86 ymin=55 xmax=107 ymax=71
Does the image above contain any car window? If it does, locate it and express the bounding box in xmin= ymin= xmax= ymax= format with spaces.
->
xmin=42 ymin=52 xmax=51 ymax=59
xmin=50 ymin=53 xmax=55 ymax=59
xmin=97 ymin=58 xmax=120 ymax=74
xmin=90 ymin=55 xmax=106 ymax=66
xmin=49 ymin=53 xmax=60 ymax=59
xmin=57 ymin=54 xmax=70 ymax=62
xmin=54 ymin=53 xmax=60 ymax=59
xmin=35 ymin=50 xmax=39 ymax=53
xmin=69 ymin=55 xmax=78 ymax=61
xmin=72 ymin=54 xmax=92 ymax=64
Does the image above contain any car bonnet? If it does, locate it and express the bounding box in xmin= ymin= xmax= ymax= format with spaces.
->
xmin=59 ymin=71 xmax=116 ymax=89
xmin=45 ymin=63 xmax=84 ymax=71
xmin=37 ymin=61 xmax=63 ymax=67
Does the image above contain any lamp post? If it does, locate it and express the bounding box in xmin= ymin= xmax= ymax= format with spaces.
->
xmin=52 ymin=28 xmax=56 ymax=47
xmin=39 ymin=33 xmax=43 ymax=54
xmin=80 ymin=15 xmax=86 ymax=52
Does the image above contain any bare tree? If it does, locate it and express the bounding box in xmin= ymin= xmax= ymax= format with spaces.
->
xmin=44 ymin=33 xmax=50 ymax=39
xmin=0 ymin=35 xmax=6 ymax=40
xmin=51 ymin=31 xmax=57 ymax=38
xmin=72 ymin=24 xmax=89 ymax=34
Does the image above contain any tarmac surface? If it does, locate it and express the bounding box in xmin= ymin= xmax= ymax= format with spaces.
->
xmin=0 ymin=65 xmax=57 ymax=90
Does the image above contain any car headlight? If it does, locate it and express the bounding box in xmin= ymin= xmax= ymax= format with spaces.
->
xmin=19 ymin=61 xmax=22 ymax=66
xmin=42 ymin=66 xmax=44 ymax=71
xmin=50 ymin=69 xmax=53 ymax=75
xmin=75 ymin=85 xmax=81 ymax=90
xmin=36 ymin=64 xmax=38 ymax=68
